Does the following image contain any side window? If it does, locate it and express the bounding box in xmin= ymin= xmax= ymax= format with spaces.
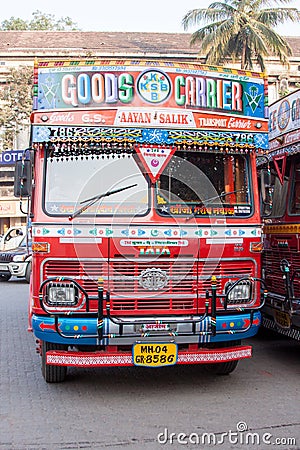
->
xmin=290 ymin=161 xmax=300 ymax=215
xmin=269 ymin=177 xmax=288 ymax=217
xmin=264 ymin=159 xmax=290 ymax=218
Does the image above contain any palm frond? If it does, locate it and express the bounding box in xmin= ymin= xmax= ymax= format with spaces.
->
xmin=183 ymin=0 xmax=299 ymax=70
xmin=257 ymin=8 xmax=300 ymax=26
xmin=182 ymin=2 xmax=236 ymax=30
xmin=189 ymin=19 xmax=238 ymax=48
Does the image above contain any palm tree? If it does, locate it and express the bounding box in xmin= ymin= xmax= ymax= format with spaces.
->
xmin=182 ymin=0 xmax=300 ymax=71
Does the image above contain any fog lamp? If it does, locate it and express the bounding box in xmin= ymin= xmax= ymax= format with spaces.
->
xmin=225 ymin=280 xmax=252 ymax=305
xmin=46 ymin=282 xmax=78 ymax=306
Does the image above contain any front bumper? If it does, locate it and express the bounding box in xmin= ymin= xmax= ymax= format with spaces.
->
xmin=9 ymin=261 xmax=28 ymax=277
xmin=32 ymin=311 xmax=261 ymax=346
xmin=262 ymin=300 xmax=300 ymax=340
xmin=45 ymin=345 xmax=252 ymax=367
xmin=0 ymin=262 xmax=11 ymax=277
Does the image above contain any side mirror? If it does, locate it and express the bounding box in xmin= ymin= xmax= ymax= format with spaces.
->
xmin=14 ymin=159 xmax=32 ymax=197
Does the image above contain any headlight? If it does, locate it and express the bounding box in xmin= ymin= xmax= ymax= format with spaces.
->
xmin=12 ymin=254 xmax=27 ymax=262
xmin=46 ymin=282 xmax=78 ymax=306
xmin=225 ymin=280 xmax=253 ymax=305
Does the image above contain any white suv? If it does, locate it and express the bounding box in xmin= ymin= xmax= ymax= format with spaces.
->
xmin=0 ymin=236 xmax=32 ymax=283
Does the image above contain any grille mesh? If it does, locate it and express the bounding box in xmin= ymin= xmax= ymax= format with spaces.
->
xmin=0 ymin=253 xmax=14 ymax=263
xmin=43 ymin=258 xmax=254 ymax=313
xmin=263 ymin=250 xmax=300 ymax=296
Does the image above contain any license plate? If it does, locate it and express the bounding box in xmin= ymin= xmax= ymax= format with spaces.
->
xmin=133 ymin=343 xmax=178 ymax=367
xmin=275 ymin=310 xmax=291 ymax=329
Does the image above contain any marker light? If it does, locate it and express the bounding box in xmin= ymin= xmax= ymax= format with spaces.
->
xmin=32 ymin=242 xmax=50 ymax=253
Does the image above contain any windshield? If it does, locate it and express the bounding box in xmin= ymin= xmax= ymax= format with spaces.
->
xmin=44 ymin=154 xmax=149 ymax=216
xmin=261 ymin=159 xmax=290 ymax=218
xmin=20 ymin=238 xmax=32 ymax=248
xmin=156 ymin=151 xmax=252 ymax=217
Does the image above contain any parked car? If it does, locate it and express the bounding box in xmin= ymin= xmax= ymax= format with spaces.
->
xmin=0 ymin=226 xmax=26 ymax=251
xmin=0 ymin=236 xmax=32 ymax=282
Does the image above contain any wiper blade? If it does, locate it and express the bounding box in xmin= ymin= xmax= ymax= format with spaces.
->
xmin=80 ymin=184 xmax=138 ymax=204
xmin=185 ymin=188 xmax=247 ymax=221
xmin=68 ymin=183 xmax=137 ymax=221
xmin=202 ymin=188 xmax=247 ymax=204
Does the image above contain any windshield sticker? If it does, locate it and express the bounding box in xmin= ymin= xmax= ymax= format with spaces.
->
xmin=135 ymin=145 xmax=176 ymax=183
xmin=120 ymin=239 xmax=188 ymax=247
xmin=46 ymin=202 xmax=145 ymax=215
xmin=158 ymin=204 xmax=251 ymax=217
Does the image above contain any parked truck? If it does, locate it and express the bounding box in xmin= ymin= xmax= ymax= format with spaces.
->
xmin=260 ymin=89 xmax=300 ymax=340
xmin=15 ymin=58 xmax=268 ymax=382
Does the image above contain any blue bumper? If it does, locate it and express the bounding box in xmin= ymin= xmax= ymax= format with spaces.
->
xmin=32 ymin=311 xmax=261 ymax=346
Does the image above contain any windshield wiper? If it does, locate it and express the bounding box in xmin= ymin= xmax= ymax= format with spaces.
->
xmin=185 ymin=188 xmax=247 ymax=221
xmin=68 ymin=183 xmax=137 ymax=220
xmin=201 ymin=188 xmax=247 ymax=205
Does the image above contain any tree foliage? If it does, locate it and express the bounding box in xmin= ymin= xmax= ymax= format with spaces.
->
xmin=0 ymin=10 xmax=80 ymax=148
xmin=0 ymin=10 xmax=80 ymax=31
xmin=182 ymin=0 xmax=300 ymax=71
xmin=0 ymin=66 xmax=33 ymax=149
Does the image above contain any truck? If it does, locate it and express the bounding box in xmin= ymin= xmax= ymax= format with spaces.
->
xmin=260 ymin=88 xmax=300 ymax=340
xmin=15 ymin=58 xmax=268 ymax=382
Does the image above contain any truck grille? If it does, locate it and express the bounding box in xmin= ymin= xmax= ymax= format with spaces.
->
xmin=263 ymin=250 xmax=300 ymax=296
xmin=43 ymin=258 xmax=254 ymax=314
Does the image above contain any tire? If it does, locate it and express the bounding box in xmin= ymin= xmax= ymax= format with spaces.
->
xmin=204 ymin=340 xmax=241 ymax=375
xmin=205 ymin=359 xmax=239 ymax=375
xmin=25 ymin=261 xmax=32 ymax=283
xmin=41 ymin=341 xmax=68 ymax=383
xmin=0 ymin=273 xmax=11 ymax=281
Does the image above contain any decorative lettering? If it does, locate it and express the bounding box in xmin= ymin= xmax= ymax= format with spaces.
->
xmin=61 ymin=72 xmax=134 ymax=106
xmin=174 ymin=76 xmax=243 ymax=112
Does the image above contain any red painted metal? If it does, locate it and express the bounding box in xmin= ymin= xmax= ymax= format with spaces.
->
xmin=46 ymin=346 xmax=252 ymax=367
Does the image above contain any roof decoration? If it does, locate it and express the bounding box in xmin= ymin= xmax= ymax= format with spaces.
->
xmin=32 ymin=126 xmax=268 ymax=158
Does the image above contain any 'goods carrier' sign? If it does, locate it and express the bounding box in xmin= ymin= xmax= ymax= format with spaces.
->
xmin=35 ymin=60 xmax=267 ymax=119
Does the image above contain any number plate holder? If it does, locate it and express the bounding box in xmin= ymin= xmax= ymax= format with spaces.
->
xmin=275 ymin=310 xmax=291 ymax=329
xmin=133 ymin=342 xmax=178 ymax=367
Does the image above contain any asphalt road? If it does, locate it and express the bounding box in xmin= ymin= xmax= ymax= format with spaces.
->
xmin=0 ymin=278 xmax=300 ymax=450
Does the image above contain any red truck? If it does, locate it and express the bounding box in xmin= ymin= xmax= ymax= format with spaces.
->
xmin=261 ymin=89 xmax=300 ymax=340
xmin=15 ymin=58 xmax=268 ymax=382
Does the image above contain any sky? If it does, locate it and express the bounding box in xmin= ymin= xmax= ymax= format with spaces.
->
xmin=0 ymin=0 xmax=299 ymax=35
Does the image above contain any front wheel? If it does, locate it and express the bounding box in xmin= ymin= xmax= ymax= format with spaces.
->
xmin=204 ymin=340 xmax=241 ymax=375
xmin=205 ymin=359 xmax=239 ymax=375
xmin=41 ymin=341 xmax=68 ymax=383
xmin=25 ymin=261 xmax=32 ymax=283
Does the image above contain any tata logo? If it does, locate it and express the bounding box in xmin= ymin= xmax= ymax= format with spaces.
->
xmin=139 ymin=247 xmax=170 ymax=256
xmin=139 ymin=268 xmax=169 ymax=291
